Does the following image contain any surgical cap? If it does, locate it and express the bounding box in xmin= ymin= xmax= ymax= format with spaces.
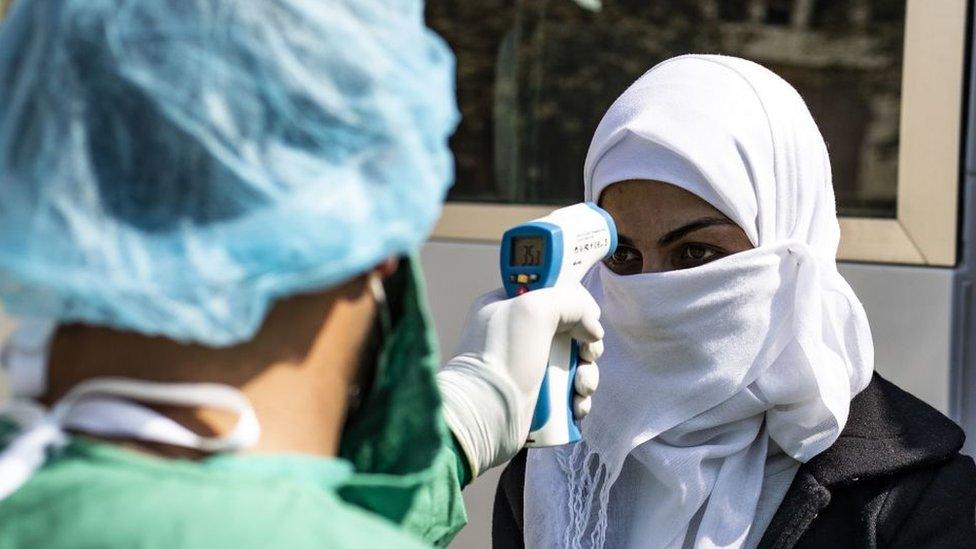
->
xmin=0 ymin=0 xmax=459 ymax=346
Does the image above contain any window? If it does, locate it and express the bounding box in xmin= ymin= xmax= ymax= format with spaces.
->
xmin=428 ymin=0 xmax=967 ymax=265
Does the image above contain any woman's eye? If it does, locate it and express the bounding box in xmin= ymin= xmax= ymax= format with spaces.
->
xmin=609 ymin=248 xmax=633 ymax=263
xmin=674 ymin=244 xmax=723 ymax=268
xmin=605 ymin=245 xmax=642 ymax=275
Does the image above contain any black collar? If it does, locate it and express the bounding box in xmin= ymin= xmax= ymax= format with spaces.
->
xmin=805 ymin=373 xmax=964 ymax=486
xmin=759 ymin=373 xmax=965 ymax=548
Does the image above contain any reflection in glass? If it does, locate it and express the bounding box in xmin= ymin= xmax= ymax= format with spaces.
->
xmin=427 ymin=0 xmax=905 ymax=218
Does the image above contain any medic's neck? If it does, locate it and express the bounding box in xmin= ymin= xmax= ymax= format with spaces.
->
xmin=43 ymin=276 xmax=376 ymax=459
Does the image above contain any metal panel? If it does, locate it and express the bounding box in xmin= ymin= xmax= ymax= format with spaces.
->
xmin=840 ymin=263 xmax=954 ymax=414
xmin=952 ymin=0 xmax=976 ymax=457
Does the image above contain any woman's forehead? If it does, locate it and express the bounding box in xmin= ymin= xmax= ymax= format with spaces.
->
xmin=600 ymin=180 xmax=726 ymax=218
xmin=600 ymin=180 xmax=746 ymax=242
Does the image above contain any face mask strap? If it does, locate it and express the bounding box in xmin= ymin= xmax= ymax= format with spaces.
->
xmin=368 ymin=273 xmax=393 ymax=337
xmin=52 ymin=377 xmax=261 ymax=451
xmin=0 ymin=376 xmax=261 ymax=502
xmin=345 ymin=273 xmax=391 ymax=420
xmin=1 ymin=319 xmax=57 ymax=399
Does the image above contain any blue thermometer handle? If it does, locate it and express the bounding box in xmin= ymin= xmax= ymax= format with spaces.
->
xmin=525 ymin=334 xmax=581 ymax=447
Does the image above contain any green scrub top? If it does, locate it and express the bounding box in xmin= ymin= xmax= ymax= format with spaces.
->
xmin=0 ymin=257 xmax=471 ymax=547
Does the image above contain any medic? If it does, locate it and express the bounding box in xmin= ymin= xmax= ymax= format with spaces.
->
xmin=0 ymin=0 xmax=602 ymax=547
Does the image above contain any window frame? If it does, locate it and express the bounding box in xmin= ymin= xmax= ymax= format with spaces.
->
xmin=433 ymin=0 xmax=968 ymax=266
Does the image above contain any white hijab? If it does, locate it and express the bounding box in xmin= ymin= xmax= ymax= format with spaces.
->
xmin=524 ymin=55 xmax=874 ymax=548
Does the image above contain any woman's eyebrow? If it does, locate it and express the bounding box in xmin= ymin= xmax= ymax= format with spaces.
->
xmin=658 ymin=217 xmax=737 ymax=246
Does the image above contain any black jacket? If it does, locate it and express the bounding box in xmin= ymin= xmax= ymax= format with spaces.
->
xmin=493 ymin=374 xmax=976 ymax=548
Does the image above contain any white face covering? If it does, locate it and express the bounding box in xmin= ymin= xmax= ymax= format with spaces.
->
xmin=524 ymin=55 xmax=874 ymax=548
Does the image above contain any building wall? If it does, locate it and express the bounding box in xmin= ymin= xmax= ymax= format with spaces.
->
xmin=421 ymin=239 xmax=957 ymax=549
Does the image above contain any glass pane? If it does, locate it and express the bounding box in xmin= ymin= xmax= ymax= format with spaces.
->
xmin=427 ymin=0 xmax=905 ymax=218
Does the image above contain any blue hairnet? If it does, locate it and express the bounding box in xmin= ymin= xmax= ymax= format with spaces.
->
xmin=0 ymin=0 xmax=458 ymax=346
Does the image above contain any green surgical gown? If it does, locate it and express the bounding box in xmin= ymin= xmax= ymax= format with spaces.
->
xmin=0 ymin=257 xmax=470 ymax=547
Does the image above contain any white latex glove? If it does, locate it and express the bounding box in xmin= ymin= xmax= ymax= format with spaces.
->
xmin=437 ymin=284 xmax=604 ymax=478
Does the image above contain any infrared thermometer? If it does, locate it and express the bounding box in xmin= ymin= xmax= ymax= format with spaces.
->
xmin=500 ymin=202 xmax=617 ymax=447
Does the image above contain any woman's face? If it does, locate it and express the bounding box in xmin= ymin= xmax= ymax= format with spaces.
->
xmin=600 ymin=180 xmax=754 ymax=275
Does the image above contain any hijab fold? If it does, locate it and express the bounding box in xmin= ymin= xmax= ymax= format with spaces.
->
xmin=524 ymin=55 xmax=874 ymax=548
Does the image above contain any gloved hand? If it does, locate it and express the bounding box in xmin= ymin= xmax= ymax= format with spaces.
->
xmin=437 ymin=284 xmax=604 ymax=478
